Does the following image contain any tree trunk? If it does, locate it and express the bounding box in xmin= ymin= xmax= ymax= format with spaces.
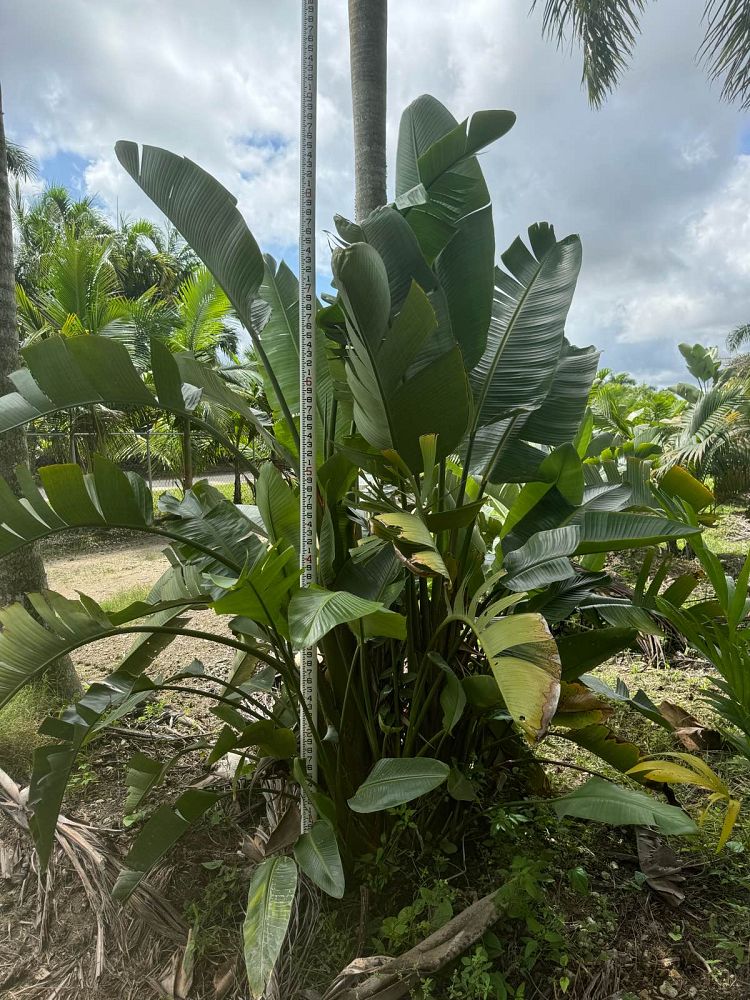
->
xmin=0 ymin=87 xmax=80 ymax=701
xmin=181 ymin=416 xmax=193 ymax=492
xmin=348 ymin=0 xmax=388 ymax=221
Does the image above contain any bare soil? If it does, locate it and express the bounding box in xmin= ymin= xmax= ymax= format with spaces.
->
xmin=44 ymin=535 xmax=235 ymax=697
xmin=0 ymin=532 xmax=748 ymax=1000
xmin=47 ymin=536 xmax=166 ymax=604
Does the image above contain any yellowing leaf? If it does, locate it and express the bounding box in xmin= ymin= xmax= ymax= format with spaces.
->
xmin=718 ymin=799 xmax=742 ymax=853
xmin=476 ymin=613 xmax=560 ymax=741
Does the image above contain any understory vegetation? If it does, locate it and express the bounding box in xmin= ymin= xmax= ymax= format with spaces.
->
xmin=1 ymin=92 xmax=750 ymax=1000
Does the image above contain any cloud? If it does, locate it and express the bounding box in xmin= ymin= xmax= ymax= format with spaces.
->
xmin=2 ymin=0 xmax=749 ymax=384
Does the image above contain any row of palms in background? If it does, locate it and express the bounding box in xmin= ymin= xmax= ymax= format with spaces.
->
xmin=8 ymin=169 xmax=265 ymax=493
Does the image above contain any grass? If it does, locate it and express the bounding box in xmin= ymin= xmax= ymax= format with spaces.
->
xmin=703 ymin=502 xmax=750 ymax=558
xmin=0 ymin=682 xmax=58 ymax=780
xmin=0 ymin=582 xmax=157 ymax=779
xmin=99 ymin=583 xmax=153 ymax=612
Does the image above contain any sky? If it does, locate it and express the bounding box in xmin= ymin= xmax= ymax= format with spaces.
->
xmin=2 ymin=0 xmax=750 ymax=385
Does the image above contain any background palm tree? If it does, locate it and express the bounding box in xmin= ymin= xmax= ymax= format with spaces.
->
xmin=0 ymin=86 xmax=79 ymax=699
xmin=16 ymin=226 xmax=134 ymax=341
xmin=726 ymin=322 xmax=750 ymax=380
xmin=112 ymin=217 xmax=195 ymax=300
xmin=345 ymin=1 xmax=750 ymax=225
xmin=164 ymin=266 xmax=236 ymax=488
xmin=166 ymin=266 xmax=236 ymax=361
xmin=664 ymin=342 xmax=750 ymax=498
xmin=12 ymin=184 xmax=111 ymax=292
xmin=107 ymin=266 xmax=253 ymax=492
xmin=5 ymin=139 xmax=37 ymax=182
xmin=532 ymin=0 xmax=750 ymax=108
xmin=348 ymin=0 xmax=388 ymax=220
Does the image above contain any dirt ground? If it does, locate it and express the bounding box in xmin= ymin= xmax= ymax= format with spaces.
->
xmin=47 ymin=536 xmax=167 ymax=603
xmin=43 ymin=535 xmax=236 ymax=690
xmin=0 ymin=527 xmax=749 ymax=1000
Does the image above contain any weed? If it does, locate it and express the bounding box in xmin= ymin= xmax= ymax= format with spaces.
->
xmin=137 ymin=696 xmax=171 ymax=723
xmin=67 ymin=758 xmax=98 ymax=794
xmin=374 ymin=879 xmax=455 ymax=953
xmin=356 ymin=805 xmax=422 ymax=893
xmin=183 ymin=861 xmax=247 ymax=960
xmin=447 ymin=946 xmax=508 ymax=999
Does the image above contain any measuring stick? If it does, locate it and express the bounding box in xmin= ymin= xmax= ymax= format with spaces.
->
xmin=299 ymin=0 xmax=318 ymax=833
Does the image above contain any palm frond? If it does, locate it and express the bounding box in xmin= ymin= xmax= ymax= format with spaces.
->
xmin=169 ymin=267 xmax=234 ymax=362
xmin=532 ymin=0 xmax=649 ymax=107
xmin=6 ymin=140 xmax=38 ymax=181
xmin=664 ymin=379 xmax=750 ymax=480
xmin=700 ymin=0 xmax=750 ymax=109
xmin=727 ymin=321 xmax=750 ymax=353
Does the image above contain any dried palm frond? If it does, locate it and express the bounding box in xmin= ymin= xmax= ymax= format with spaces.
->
xmin=0 ymin=765 xmax=185 ymax=994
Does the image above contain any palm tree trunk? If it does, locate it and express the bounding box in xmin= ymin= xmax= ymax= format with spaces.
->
xmin=348 ymin=0 xmax=388 ymax=221
xmin=0 ymin=87 xmax=80 ymax=701
xmin=181 ymin=416 xmax=193 ymax=492
xmin=234 ymin=457 xmax=242 ymax=504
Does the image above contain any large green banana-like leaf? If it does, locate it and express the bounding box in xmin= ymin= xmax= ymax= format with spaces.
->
xmin=372 ymin=511 xmax=450 ymax=578
xmin=0 ymin=585 xmax=209 ymax=710
xmin=499 ymin=442 xmax=701 ymax=565
xmin=503 ymin=526 xmax=580 ymax=591
xmin=212 ymin=546 xmax=299 ymax=636
xmin=678 ymin=342 xmax=721 ymax=384
xmin=29 ymin=742 xmax=80 ymax=870
xmin=343 ymin=206 xmax=436 ymax=310
xmin=556 ymin=627 xmax=639 ymax=683
xmin=553 ymin=777 xmax=698 ymax=836
xmin=243 ymin=857 xmax=298 ymax=999
xmin=333 ymin=243 xmax=471 ymax=471
xmin=465 ymin=234 xmax=598 ymax=486
xmin=253 ymin=255 xmax=336 ymax=451
xmin=557 ymin=724 xmax=641 ymax=773
xmin=470 ymin=225 xmax=582 ymax=430
xmin=469 ymin=418 xmax=549 ymax=484
xmin=501 ymin=444 xmax=584 ymax=542
xmin=347 ymin=758 xmax=450 ymax=813
xmin=115 ymin=142 xmax=263 ymax=314
xmin=27 ymin=565 xmax=216 ymax=868
xmin=502 ymin=511 xmax=701 ymax=599
xmin=575 ymin=511 xmax=702 ymax=554
xmin=115 ymin=141 xmax=297 ymax=441
xmin=288 ymin=585 xmax=399 ymax=648
xmin=333 ymin=537 xmax=401 ymax=602
xmin=396 ymin=98 xmax=515 ymax=205
xmin=523 ymin=341 xmax=600 ymax=446
xmin=255 ymin=464 xmax=299 ymax=557
xmin=525 ymin=570 xmax=608 ymax=624
xmin=293 ymin=820 xmax=345 ymax=899
xmin=396 ymin=96 xmax=515 ymax=369
xmin=0 ymin=334 xmax=282 ymax=462
xmin=157 ymin=480 xmax=267 ymax=573
xmin=0 ymin=458 xmax=264 ymax=574
xmin=334 ymin=207 xmax=456 ymax=373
